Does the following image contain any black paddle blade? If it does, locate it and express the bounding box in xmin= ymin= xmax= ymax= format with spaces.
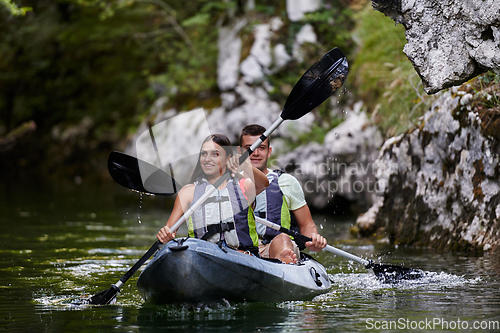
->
xmin=108 ymin=151 xmax=181 ymax=196
xmin=282 ymin=47 xmax=348 ymax=120
xmin=367 ymin=261 xmax=425 ymax=283
xmin=87 ymin=285 xmax=119 ymax=305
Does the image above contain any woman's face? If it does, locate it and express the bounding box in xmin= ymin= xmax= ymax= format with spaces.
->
xmin=200 ymin=140 xmax=229 ymax=178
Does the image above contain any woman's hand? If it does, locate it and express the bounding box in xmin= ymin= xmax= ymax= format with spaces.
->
xmin=227 ymin=154 xmax=239 ymax=177
xmin=157 ymin=225 xmax=176 ymax=243
xmin=305 ymin=233 xmax=327 ymax=252
xmin=227 ymin=154 xmax=252 ymax=177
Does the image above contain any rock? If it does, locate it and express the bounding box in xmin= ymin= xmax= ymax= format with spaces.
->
xmin=286 ymin=0 xmax=322 ymax=22
xmin=240 ymin=56 xmax=265 ymax=83
xmin=292 ymin=24 xmax=318 ymax=62
xmin=356 ymin=85 xmax=500 ymax=252
xmin=277 ymin=107 xmax=382 ymax=211
xmin=127 ymin=9 xmax=331 ymax=184
xmin=207 ymin=84 xmax=281 ymax=141
xmin=217 ymin=19 xmax=246 ymax=91
xmin=212 ymin=16 xmax=319 ymax=142
xmin=277 ymin=112 xmax=315 ymax=140
xmin=240 ymin=23 xmax=273 ymax=84
xmin=249 ymin=24 xmax=273 ymax=69
xmin=273 ymin=44 xmax=292 ymax=71
xmin=355 ymin=196 xmax=384 ymax=237
xmin=372 ymin=0 xmax=500 ymax=94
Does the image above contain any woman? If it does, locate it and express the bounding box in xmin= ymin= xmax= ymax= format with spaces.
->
xmin=157 ymin=134 xmax=269 ymax=253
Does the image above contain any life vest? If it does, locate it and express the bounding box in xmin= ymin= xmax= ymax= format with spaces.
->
xmin=254 ymin=170 xmax=300 ymax=245
xmin=188 ymin=177 xmax=258 ymax=251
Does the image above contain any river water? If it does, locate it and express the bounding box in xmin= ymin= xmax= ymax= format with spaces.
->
xmin=1 ymin=178 xmax=500 ymax=332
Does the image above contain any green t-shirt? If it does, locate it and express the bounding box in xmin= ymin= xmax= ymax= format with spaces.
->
xmin=254 ymin=169 xmax=307 ymax=237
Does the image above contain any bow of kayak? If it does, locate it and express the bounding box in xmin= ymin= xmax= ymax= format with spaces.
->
xmin=137 ymin=238 xmax=331 ymax=304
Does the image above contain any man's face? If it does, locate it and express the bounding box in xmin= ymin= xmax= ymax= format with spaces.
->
xmin=239 ymin=135 xmax=272 ymax=173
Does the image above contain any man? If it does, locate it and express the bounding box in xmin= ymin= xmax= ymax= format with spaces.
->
xmin=239 ymin=124 xmax=327 ymax=264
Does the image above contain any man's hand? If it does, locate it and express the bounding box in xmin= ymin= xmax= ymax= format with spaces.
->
xmin=305 ymin=233 xmax=327 ymax=252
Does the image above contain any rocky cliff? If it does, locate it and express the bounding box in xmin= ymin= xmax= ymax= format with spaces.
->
xmin=355 ymin=76 xmax=500 ymax=252
xmin=372 ymin=0 xmax=500 ymax=94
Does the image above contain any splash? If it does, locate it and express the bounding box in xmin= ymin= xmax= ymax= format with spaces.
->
xmin=329 ymin=270 xmax=481 ymax=292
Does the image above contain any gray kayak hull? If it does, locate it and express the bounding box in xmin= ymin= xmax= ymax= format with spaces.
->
xmin=137 ymin=238 xmax=331 ymax=304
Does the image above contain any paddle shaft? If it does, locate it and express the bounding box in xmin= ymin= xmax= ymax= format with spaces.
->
xmin=255 ymin=217 xmax=424 ymax=282
xmin=114 ymin=241 xmax=161 ymax=289
xmin=255 ymin=217 xmax=369 ymax=267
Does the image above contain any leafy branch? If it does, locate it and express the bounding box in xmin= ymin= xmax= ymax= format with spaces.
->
xmin=0 ymin=0 xmax=31 ymax=16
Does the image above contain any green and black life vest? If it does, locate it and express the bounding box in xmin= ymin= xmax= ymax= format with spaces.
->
xmin=254 ymin=170 xmax=301 ymax=246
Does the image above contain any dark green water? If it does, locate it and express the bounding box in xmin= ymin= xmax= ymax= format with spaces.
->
xmin=1 ymin=178 xmax=500 ymax=332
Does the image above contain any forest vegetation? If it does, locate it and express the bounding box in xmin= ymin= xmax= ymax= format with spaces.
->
xmin=0 ymin=0 xmax=445 ymax=182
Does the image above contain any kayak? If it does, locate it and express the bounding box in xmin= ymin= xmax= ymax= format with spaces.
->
xmin=136 ymin=238 xmax=332 ymax=304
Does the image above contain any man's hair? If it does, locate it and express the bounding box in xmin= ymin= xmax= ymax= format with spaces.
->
xmin=239 ymin=124 xmax=268 ymax=146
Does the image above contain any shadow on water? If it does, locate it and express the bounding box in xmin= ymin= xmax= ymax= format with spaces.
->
xmin=135 ymin=302 xmax=298 ymax=332
xmin=1 ymin=177 xmax=500 ymax=332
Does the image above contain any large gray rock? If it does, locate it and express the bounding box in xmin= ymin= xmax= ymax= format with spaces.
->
xmin=210 ymin=15 xmax=320 ymax=143
xmin=286 ymin=0 xmax=321 ymax=22
xmin=356 ymin=86 xmax=500 ymax=252
xmin=372 ymin=0 xmax=500 ymax=94
xmin=217 ymin=20 xmax=246 ymax=91
xmin=129 ymin=13 xmax=325 ymax=155
xmin=276 ymin=107 xmax=383 ymax=211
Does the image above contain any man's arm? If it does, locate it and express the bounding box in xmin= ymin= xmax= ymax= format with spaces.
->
xmin=292 ymin=205 xmax=326 ymax=251
xmin=279 ymin=174 xmax=326 ymax=251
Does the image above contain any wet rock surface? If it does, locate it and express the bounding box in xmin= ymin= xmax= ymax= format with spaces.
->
xmin=356 ymin=83 xmax=500 ymax=252
xmin=277 ymin=105 xmax=383 ymax=213
xmin=373 ymin=0 xmax=500 ymax=94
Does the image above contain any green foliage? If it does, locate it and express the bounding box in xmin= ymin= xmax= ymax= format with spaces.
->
xmin=0 ymin=0 xmax=448 ymax=177
xmin=0 ymin=0 xmax=31 ymax=16
xmin=181 ymin=13 xmax=210 ymax=27
xmin=303 ymin=3 xmax=355 ymax=58
xmin=474 ymin=72 xmax=500 ymax=109
xmin=350 ymin=4 xmax=434 ymax=137
xmin=197 ymin=0 xmax=236 ymax=13
xmin=1 ymin=1 xmax=160 ymax=132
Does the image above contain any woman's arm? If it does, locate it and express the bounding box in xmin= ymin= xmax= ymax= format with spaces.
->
xmin=157 ymin=184 xmax=194 ymax=243
xmin=243 ymin=165 xmax=269 ymax=196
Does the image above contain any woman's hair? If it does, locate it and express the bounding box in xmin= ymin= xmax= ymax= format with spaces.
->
xmin=190 ymin=134 xmax=233 ymax=183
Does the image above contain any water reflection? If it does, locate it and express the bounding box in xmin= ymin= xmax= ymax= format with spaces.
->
xmin=136 ymin=303 xmax=295 ymax=332
xmin=1 ymin=180 xmax=500 ymax=332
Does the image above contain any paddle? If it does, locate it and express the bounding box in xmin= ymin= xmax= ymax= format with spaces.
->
xmin=107 ymin=151 xmax=180 ymax=196
xmin=88 ymin=47 xmax=348 ymax=305
xmin=255 ymin=217 xmax=424 ymax=283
